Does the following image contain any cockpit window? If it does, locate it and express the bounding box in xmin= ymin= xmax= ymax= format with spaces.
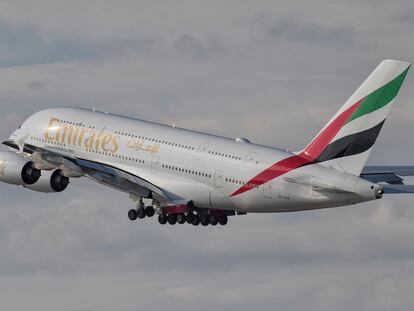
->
xmin=18 ymin=124 xmax=22 ymax=129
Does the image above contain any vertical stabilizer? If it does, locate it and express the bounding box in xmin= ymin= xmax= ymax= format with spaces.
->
xmin=301 ymin=60 xmax=410 ymax=175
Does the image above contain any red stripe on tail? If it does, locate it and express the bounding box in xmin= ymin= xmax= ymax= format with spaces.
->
xmin=231 ymin=97 xmax=365 ymax=197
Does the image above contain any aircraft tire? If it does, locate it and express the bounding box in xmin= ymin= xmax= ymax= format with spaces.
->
xmin=192 ymin=214 xmax=200 ymax=226
xmin=200 ymin=215 xmax=209 ymax=226
xmin=145 ymin=206 xmax=155 ymax=217
xmin=209 ymin=215 xmax=218 ymax=226
xmin=167 ymin=214 xmax=177 ymax=225
xmin=128 ymin=209 xmax=137 ymax=221
xmin=177 ymin=213 xmax=186 ymax=224
xmin=137 ymin=208 xmax=146 ymax=219
xmin=186 ymin=213 xmax=195 ymax=224
xmin=158 ymin=214 xmax=167 ymax=225
xmin=218 ymin=215 xmax=228 ymax=226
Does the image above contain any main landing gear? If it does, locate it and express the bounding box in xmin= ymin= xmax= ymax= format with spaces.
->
xmin=128 ymin=197 xmax=230 ymax=226
xmin=157 ymin=212 xmax=228 ymax=226
xmin=129 ymin=209 xmax=229 ymax=226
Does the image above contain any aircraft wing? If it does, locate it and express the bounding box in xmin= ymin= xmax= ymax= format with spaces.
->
xmin=2 ymin=140 xmax=176 ymax=203
xmin=361 ymin=166 xmax=414 ymax=194
xmin=72 ymin=158 xmax=173 ymax=203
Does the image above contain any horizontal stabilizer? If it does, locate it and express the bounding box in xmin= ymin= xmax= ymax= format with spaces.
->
xmin=361 ymin=165 xmax=414 ymax=184
xmin=362 ymin=165 xmax=414 ymax=176
xmin=361 ymin=173 xmax=404 ymax=184
xmin=383 ymin=185 xmax=414 ymax=194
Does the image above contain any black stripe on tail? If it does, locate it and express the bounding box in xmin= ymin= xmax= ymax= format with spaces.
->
xmin=316 ymin=120 xmax=385 ymax=163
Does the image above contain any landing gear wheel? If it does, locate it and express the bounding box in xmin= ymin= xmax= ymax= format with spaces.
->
xmin=186 ymin=213 xmax=195 ymax=224
xmin=145 ymin=206 xmax=155 ymax=217
xmin=200 ymin=215 xmax=209 ymax=226
xmin=218 ymin=215 xmax=228 ymax=226
xmin=167 ymin=214 xmax=177 ymax=225
xmin=192 ymin=214 xmax=200 ymax=226
xmin=209 ymin=215 xmax=218 ymax=226
xmin=137 ymin=208 xmax=146 ymax=219
xmin=177 ymin=213 xmax=186 ymax=224
xmin=158 ymin=214 xmax=167 ymax=225
xmin=128 ymin=209 xmax=137 ymax=221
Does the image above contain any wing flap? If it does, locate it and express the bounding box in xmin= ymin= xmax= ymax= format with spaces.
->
xmin=74 ymin=158 xmax=171 ymax=203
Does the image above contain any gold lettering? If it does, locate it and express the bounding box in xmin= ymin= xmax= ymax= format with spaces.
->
xmin=61 ymin=124 xmax=74 ymax=144
xmin=101 ymin=133 xmax=113 ymax=152
xmin=72 ymin=126 xmax=80 ymax=145
xmin=84 ymin=131 xmax=96 ymax=149
xmin=78 ymin=128 xmax=88 ymax=146
xmin=95 ymin=129 xmax=104 ymax=150
xmin=44 ymin=117 xmax=60 ymax=141
xmin=42 ymin=117 xmax=122 ymax=155
xmin=137 ymin=141 xmax=144 ymax=151
xmin=110 ymin=136 xmax=120 ymax=153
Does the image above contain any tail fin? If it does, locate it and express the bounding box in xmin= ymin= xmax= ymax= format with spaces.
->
xmin=300 ymin=60 xmax=410 ymax=175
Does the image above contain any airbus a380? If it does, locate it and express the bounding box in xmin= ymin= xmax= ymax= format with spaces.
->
xmin=1 ymin=60 xmax=413 ymax=226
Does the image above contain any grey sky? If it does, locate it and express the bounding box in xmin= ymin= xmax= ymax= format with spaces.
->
xmin=1 ymin=1 xmax=414 ymax=310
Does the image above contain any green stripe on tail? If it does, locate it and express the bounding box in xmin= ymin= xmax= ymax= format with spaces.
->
xmin=346 ymin=66 xmax=410 ymax=124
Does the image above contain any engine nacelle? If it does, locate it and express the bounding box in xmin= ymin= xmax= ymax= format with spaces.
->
xmin=0 ymin=151 xmax=69 ymax=193
xmin=24 ymin=169 xmax=70 ymax=193
xmin=0 ymin=151 xmax=41 ymax=185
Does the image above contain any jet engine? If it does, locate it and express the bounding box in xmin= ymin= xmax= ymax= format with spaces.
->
xmin=24 ymin=169 xmax=69 ymax=193
xmin=0 ymin=151 xmax=69 ymax=193
xmin=0 ymin=151 xmax=41 ymax=185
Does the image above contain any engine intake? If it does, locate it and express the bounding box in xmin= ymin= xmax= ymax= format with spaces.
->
xmin=50 ymin=170 xmax=69 ymax=192
xmin=21 ymin=162 xmax=41 ymax=185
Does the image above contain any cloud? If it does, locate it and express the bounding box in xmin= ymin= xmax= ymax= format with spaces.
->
xmin=392 ymin=9 xmax=414 ymax=24
xmin=0 ymin=18 xmax=222 ymax=68
xmin=246 ymin=14 xmax=356 ymax=48
xmin=0 ymin=20 xmax=94 ymax=66
xmin=0 ymin=19 xmax=161 ymax=67
xmin=173 ymin=35 xmax=210 ymax=59
xmin=267 ymin=20 xmax=355 ymax=47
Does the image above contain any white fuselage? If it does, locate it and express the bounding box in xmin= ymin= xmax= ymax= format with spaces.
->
xmin=16 ymin=108 xmax=380 ymax=212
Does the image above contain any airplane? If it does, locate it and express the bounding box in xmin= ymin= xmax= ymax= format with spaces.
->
xmin=0 ymin=59 xmax=413 ymax=226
